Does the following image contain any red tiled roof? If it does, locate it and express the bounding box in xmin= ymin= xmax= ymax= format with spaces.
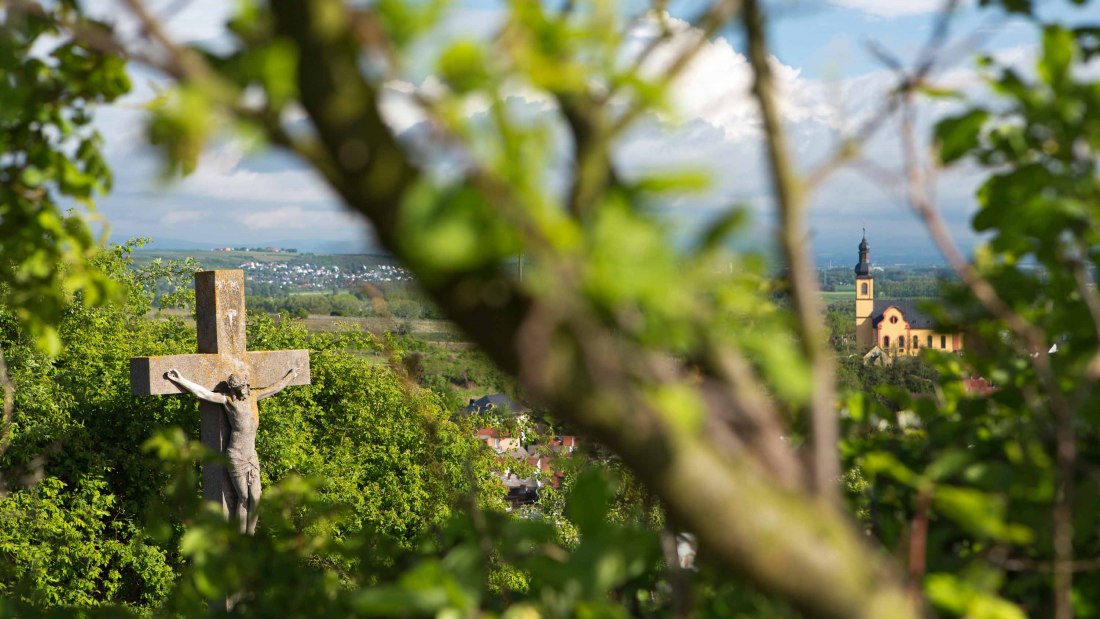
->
xmin=963 ymin=377 xmax=997 ymax=396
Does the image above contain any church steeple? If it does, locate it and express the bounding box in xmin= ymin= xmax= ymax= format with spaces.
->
xmin=854 ymin=230 xmax=875 ymax=349
xmin=854 ymin=228 xmax=871 ymax=277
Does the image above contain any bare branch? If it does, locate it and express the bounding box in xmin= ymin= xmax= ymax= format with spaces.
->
xmin=907 ymin=487 xmax=934 ymax=607
xmin=805 ymin=0 xmax=979 ymax=190
xmin=742 ymin=0 xmax=839 ymax=498
xmin=116 ymin=0 xmax=213 ymax=82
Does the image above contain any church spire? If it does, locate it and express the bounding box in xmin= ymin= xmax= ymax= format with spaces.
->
xmin=855 ymin=230 xmax=871 ymax=276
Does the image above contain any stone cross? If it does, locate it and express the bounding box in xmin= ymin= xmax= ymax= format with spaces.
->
xmin=129 ymin=270 xmax=310 ymax=520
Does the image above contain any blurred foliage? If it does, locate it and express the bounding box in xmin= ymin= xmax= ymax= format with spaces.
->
xmin=835 ymin=16 xmax=1100 ymax=619
xmin=0 ymin=2 xmax=129 ymax=355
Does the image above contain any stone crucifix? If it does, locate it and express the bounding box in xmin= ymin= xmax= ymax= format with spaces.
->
xmin=130 ymin=270 xmax=310 ymax=534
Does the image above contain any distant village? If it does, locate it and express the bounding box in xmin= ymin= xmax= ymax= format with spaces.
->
xmin=237 ymin=260 xmax=414 ymax=289
xmin=213 ymin=246 xmax=298 ymax=253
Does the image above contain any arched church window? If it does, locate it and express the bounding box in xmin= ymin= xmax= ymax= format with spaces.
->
xmin=883 ymin=335 xmax=890 ymax=348
xmin=860 ymin=282 xmax=868 ymax=295
xmin=890 ymin=316 xmax=898 ymax=324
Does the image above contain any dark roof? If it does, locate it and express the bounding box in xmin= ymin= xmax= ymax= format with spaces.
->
xmin=871 ymin=299 xmax=936 ymax=329
xmin=466 ymin=393 xmax=529 ymax=416
xmin=854 ymin=232 xmax=872 ymax=276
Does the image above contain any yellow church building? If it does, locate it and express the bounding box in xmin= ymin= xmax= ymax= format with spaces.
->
xmin=854 ymin=233 xmax=963 ymax=357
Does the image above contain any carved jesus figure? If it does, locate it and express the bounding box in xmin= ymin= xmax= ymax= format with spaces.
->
xmin=165 ymin=366 xmax=298 ymax=534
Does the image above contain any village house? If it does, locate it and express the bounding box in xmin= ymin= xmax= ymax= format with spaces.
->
xmin=469 ymin=394 xmax=577 ymax=506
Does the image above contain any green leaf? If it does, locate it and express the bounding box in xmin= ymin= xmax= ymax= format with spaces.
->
xmin=926 ymin=573 xmax=1026 ymax=619
xmin=933 ymin=485 xmax=1032 ymax=543
xmin=861 ymin=451 xmax=921 ymax=487
xmin=917 ymin=84 xmax=964 ymax=100
xmin=934 ymin=108 xmax=988 ymax=164
xmin=1039 ymin=25 xmax=1075 ymax=87
xmin=565 ymin=470 xmax=614 ymax=535
xmin=438 ymin=40 xmax=490 ymax=95
xmin=20 ymin=165 xmax=45 ymax=186
xmin=925 ymin=450 xmax=972 ymax=482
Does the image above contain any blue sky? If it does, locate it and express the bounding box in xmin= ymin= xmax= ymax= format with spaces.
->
xmin=85 ymin=0 xmax=1094 ymax=261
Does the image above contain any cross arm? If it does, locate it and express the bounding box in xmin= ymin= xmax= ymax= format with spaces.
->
xmin=130 ymin=350 xmax=311 ymax=396
xmin=250 ymin=350 xmax=311 ymax=392
xmin=131 ymin=354 xmax=237 ymax=396
xmin=254 ymin=365 xmax=301 ymax=401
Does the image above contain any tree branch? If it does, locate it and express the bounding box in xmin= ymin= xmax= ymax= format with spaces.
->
xmin=742 ymin=0 xmax=839 ymax=499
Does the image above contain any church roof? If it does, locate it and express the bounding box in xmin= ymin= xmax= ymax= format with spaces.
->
xmin=854 ymin=231 xmax=872 ymax=276
xmin=466 ymin=393 xmax=530 ymax=416
xmin=871 ymin=299 xmax=936 ymax=329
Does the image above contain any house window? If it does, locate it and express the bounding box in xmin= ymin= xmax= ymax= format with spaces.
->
xmin=927 ymin=335 xmax=933 ymax=348
xmin=941 ymin=335 xmax=946 ymax=349
xmin=913 ymin=335 xmax=919 ymax=348
xmin=860 ymin=282 xmax=868 ymax=296
xmin=890 ymin=316 xmax=898 ymax=324
xmin=883 ymin=335 xmax=890 ymax=348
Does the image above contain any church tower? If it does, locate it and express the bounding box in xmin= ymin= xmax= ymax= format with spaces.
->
xmin=854 ymin=231 xmax=875 ymax=349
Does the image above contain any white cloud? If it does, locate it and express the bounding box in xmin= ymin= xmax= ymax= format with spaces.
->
xmin=85 ymin=1 xmax=1024 ymax=259
xmin=82 ymin=0 xmax=232 ymax=46
xmin=160 ymin=209 xmax=206 ymax=225
xmin=172 ymin=148 xmax=336 ymax=204
xmin=239 ymin=206 xmax=360 ymax=231
xmin=628 ymin=14 xmax=839 ymax=140
xmin=612 ymin=11 xmax=1011 ymax=260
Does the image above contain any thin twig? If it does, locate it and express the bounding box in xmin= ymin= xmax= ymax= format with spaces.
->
xmin=660 ymin=528 xmax=693 ymax=619
xmin=116 ymin=0 xmax=213 ymax=82
xmin=805 ymin=0 xmax=977 ymax=190
xmin=743 ymin=0 xmax=838 ymax=498
xmin=705 ymin=346 xmax=804 ymax=488
xmin=1002 ymin=557 xmax=1100 ymax=573
xmin=907 ymin=486 xmax=933 ymax=607
xmin=1070 ymin=240 xmax=1100 ymax=344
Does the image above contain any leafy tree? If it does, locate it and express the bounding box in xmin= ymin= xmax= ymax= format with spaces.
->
xmin=0 ymin=477 xmax=173 ymax=608
xmin=286 ymin=293 xmax=332 ymax=317
xmin=0 ymin=3 xmax=128 ymax=355
xmin=328 ymin=292 xmax=363 ymax=316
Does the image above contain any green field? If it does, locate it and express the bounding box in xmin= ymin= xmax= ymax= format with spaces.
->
xmin=820 ymin=290 xmax=854 ymax=303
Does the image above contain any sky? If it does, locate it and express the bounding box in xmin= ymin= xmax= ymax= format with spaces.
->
xmin=83 ymin=0 xmax=1096 ymax=262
